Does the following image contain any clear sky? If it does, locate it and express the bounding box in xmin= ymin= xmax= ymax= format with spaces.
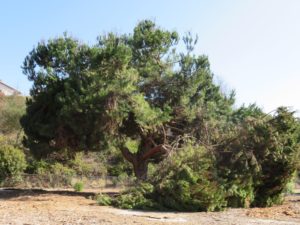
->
xmin=0 ymin=0 xmax=299 ymax=114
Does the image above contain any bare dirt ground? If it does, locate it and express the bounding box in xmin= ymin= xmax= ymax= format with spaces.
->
xmin=0 ymin=188 xmax=300 ymax=225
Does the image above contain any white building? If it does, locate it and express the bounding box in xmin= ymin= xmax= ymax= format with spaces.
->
xmin=0 ymin=80 xmax=21 ymax=96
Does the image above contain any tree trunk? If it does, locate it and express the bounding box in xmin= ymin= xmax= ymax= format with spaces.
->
xmin=121 ymin=144 xmax=166 ymax=180
xmin=133 ymin=160 xmax=149 ymax=180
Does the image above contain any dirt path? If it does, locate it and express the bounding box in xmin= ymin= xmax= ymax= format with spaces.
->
xmin=0 ymin=188 xmax=300 ymax=225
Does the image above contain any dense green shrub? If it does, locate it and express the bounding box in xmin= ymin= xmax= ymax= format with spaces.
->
xmin=147 ymin=144 xmax=227 ymax=211
xmin=97 ymin=183 xmax=158 ymax=210
xmin=251 ymin=108 xmax=300 ymax=206
xmin=103 ymin=144 xmax=227 ymax=212
xmin=0 ymin=139 xmax=27 ymax=183
xmin=73 ymin=181 xmax=84 ymax=192
xmin=25 ymin=159 xmax=50 ymax=174
xmin=101 ymin=108 xmax=299 ymax=211
xmin=216 ymin=107 xmax=300 ymax=207
xmin=96 ymin=193 xmax=112 ymax=206
xmin=112 ymin=184 xmax=157 ymax=210
xmin=27 ymin=159 xmax=75 ymax=177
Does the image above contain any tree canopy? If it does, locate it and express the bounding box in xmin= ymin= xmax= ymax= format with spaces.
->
xmin=21 ymin=20 xmax=235 ymax=179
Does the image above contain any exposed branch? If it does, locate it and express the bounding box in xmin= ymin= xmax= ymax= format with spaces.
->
xmin=148 ymin=137 xmax=158 ymax=147
xmin=166 ymin=124 xmax=185 ymax=133
xmin=141 ymin=144 xmax=167 ymax=161
xmin=162 ymin=125 xmax=167 ymax=143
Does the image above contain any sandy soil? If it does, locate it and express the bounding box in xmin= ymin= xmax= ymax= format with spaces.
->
xmin=0 ymin=188 xmax=300 ymax=225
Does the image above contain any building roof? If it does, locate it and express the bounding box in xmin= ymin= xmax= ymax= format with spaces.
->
xmin=0 ymin=80 xmax=21 ymax=95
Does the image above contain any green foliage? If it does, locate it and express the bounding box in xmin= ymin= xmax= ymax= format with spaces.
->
xmin=111 ymin=173 xmax=129 ymax=187
xmin=0 ymin=95 xmax=26 ymax=145
xmin=112 ymin=191 xmax=155 ymax=210
xmin=0 ymin=95 xmax=25 ymax=134
xmin=106 ymin=107 xmax=300 ymax=211
xmin=147 ymin=144 xmax=227 ymax=212
xmin=26 ymin=159 xmax=76 ymax=177
xmin=216 ymin=107 xmax=300 ymax=207
xmin=26 ymin=159 xmax=50 ymax=174
xmin=70 ymin=152 xmax=105 ymax=176
xmin=0 ymin=137 xmax=27 ymax=182
xmin=50 ymin=162 xmax=76 ymax=177
xmin=27 ymin=151 xmax=108 ymax=178
xmin=21 ymin=20 xmax=300 ymax=211
xmin=96 ymin=193 xmax=112 ymax=206
xmin=284 ymin=172 xmax=296 ymax=194
xmin=110 ymin=144 xmax=227 ymax=212
xmin=251 ymin=108 xmax=300 ymax=207
xmin=104 ymin=146 xmax=133 ymax=177
xmin=124 ymin=138 xmax=139 ymax=154
xmin=73 ymin=181 xmax=84 ymax=192
xmin=96 ymin=183 xmax=157 ymax=210
xmin=21 ymin=20 xmax=234 ymax=179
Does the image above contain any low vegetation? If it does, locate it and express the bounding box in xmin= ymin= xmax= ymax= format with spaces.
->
xmin=73 ymin=181 xmax=84 ymax=192
xmin=98 ymin=109 xmax=300 ymax=211
xmin=0 ymin=137 xmax=27 ymax=184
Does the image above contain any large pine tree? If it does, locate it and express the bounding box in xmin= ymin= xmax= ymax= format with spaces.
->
xmin=21 ymin=20 xmax=236 ymax=179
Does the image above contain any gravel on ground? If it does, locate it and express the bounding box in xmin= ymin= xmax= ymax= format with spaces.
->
xmin=0 ymin=188 xmax=300 ymax=225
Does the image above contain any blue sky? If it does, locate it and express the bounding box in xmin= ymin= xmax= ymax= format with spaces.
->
xmin=0 ymin=0 xmax=299 ymax=114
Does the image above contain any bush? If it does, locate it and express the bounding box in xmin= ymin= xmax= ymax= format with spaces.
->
xmin=70 ymin=152 xmax=107 ymax=176
xmin=147 ymin=144 xmax=227 ymax=212
xmin=216 ymin=107 xmax=300 ymax=207
xmin=109 ymin=144 xmax=227 ymax=212
xmin=101 ymin=183 xmax=158 ymax=210
xmin=249 ymin=108 xmax=299 ymax=207
xmin=73 ymin=181 xmax=84 ymax=192
xmin=0 ymin=140 xmax=27 ymax=183
xmin=25 ymin=159 xmax=76 ymax=188
xmin=285 ymin=172 xmax=297 ymax=194
xmin=103 ymin=108 xmax=299 ymax=211
xmin=27 ymin=159 xmax=76 ymax=177
xmin=70 ymin=152 xmax=94 ymax=176
xmin=96 ymin=193 xmax=112 ymax=206
xmin=0 ymin=95 xmax=25 ymax=145
xmin=50 ymin=162 xmax=76 ymax=177
xmin=25 ymin=159 xmax=50 ymax=175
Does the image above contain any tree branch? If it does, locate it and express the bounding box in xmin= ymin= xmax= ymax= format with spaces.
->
xmin=141 ymin=144 xmax=167 ymax=161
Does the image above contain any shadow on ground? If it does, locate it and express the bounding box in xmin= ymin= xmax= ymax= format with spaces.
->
xmin=0 ymin=188 xmax=119 ymax=200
